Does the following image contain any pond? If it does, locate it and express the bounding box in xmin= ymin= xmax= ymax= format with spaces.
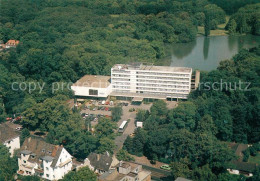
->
xmin=167 ymin=35 xmax=260 ymax=71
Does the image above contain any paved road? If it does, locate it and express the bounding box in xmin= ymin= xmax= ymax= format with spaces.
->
xmin=114 ymin=103 xmax=152 ymax=153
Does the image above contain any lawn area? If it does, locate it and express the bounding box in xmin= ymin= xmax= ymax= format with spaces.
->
xmin=248 ymin=152 xmax=260 ymax=164
xmin=197 ymin=16 xmax=229 ymax=36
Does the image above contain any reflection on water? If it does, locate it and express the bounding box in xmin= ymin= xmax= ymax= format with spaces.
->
xmin=203 ymin=37 xmax=210 ymax=60
xmin=169 ymin=35 xmax=260 ymax=71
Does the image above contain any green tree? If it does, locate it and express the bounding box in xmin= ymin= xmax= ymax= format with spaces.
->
xmin=150 ymin=100 xmax=167 ymax=117
xmin=62 ymin=167 xmax=97 ymax=181
xmin=20 ymin=128 xmax=30 ymax=145
xmin=204 ymin=14 xmax=211 ymax=36
xmin=0 ymin=144 xmax=17 ymax=181
xmin=228 ymin=19 xmax=237 ymax=34
xmin=97 ymin=137 xmax=115 ymax=155
xmin=95 ymin=118 xmax=117 ymax=139
xmin=171 ymin=158 xmax=192 ymax=179
xmin=116 ymin=149 xmax=134 ymax=161
xmin=111 ymin=106 xmax=123 ymax=122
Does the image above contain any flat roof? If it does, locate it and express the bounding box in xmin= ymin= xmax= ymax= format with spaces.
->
xmin=112 ymin=64 xmax=192 ymax=73
xmin=72 ymin=75 xmax=111 ymax=88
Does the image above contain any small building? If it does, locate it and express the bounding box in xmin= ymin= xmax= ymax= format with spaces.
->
xmin=84 ymin=151 xmax=113 ymax=174
xmin=71 ymin=75 xmax=112 ymax=99
xmin=5 ymin=39 xmax=19 ymax=48
xmin=227 ymin=142 xmax=258 ymax=177
xmin=0 ymin=122 xmax=20 ymax=157
xmin=17 ymin=137 xmax=73 ymax=180
xmin=99 ymin=161 xmax=151 ymax=181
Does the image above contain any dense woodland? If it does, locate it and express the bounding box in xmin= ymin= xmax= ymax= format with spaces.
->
xmin=124 ymin=47 xmax=260 ymax=180
xmin=0 ymin=0 xmax=260 ymax=181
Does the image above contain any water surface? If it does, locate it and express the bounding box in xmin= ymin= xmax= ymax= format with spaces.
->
xmin=168 ymin=35 xmax=260 ymax=71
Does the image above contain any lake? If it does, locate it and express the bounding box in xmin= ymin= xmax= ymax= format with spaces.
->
xmin=168 ymin=35 xmax=260 ymax=71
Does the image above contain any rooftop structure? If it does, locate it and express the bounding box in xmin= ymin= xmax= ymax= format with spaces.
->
xmin=73 ymin=75 xmax=111 ymax=88
xmin=0 ymin=39 xmax=19 ymax=50
xmin=71 ymin=75 xmax=112 ymax=98
xmin=111 ymin=63 xmax=192 ymax=100
xmin=99 ymin=161 xmax=151 ymax=181
xmin=111 ymin=63 xmax=192 ymax=73
xmin=0 ymin=122 xmax=20 ymax=157
xmin=85 ymin=151 xmax=113 ymax=174
xmin=227 ymin=142 xmax=258 ymax=177
xmin=17 ymin=137 xmax=73 ymax=180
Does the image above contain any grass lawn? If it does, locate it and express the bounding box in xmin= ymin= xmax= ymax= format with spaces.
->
xmin=248 ymin=152 xmax=260 ymax=164
xmin=197 ymin=16 xmax=229 ymax=36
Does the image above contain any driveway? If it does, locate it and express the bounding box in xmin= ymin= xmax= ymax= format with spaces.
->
xmin=114 ymin=103 xmax=152 ymax=153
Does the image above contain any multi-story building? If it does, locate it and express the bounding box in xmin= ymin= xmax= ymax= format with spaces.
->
xmin=110 ymin=63 xmax=192 ymax=100
xmin=0 ymin=122 xmax=20 ymax=157
xmin=17 ymin=137 xmax=73 ymax=180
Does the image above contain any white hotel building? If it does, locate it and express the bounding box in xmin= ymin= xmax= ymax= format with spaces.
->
xmin=110 ymin=63 xmax=192 ymax=100
xmin=71 ymin=63 xmax=194 ymax=101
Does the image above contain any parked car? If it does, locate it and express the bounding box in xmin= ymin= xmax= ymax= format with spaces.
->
xmin=81 ymin=113 xmax=86 ymax=117
xmin=101 ymin=106 xmax=105 ymax=110
xmin=160 ymin=165 xmax=171 ymax=171
xmin=105 ymin=107 xmax=109 ymax=111
xmin=15 ymin=127 xmax=23 ymax=131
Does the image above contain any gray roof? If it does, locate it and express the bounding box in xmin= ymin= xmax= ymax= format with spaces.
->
xmin=88 ymin=151 xmax=113 ymax=172
xmin=175 ymin=177 xmax=192 ymax=181
xmin=20 ymin=150 xmax=32 ymax=155
xmin=20 ymin=137 xmax=64 ymax=168
xmin=41 ymin=155 xmax=54 ymax=162
xmin=0 ymin=122 xmax=20 ymax=143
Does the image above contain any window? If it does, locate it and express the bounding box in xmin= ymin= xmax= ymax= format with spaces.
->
xmin=89 ymin=89 xmax=98 ymax=95
xmin=46 ymin=167 xmax=49 ymax=171
xmin=46 ymin=174 xmax=49 ymax=178
xmin=23 ymin=160 xmax=26 ymax=164
xmin=60 ymin=158 xmax=62 ymax=162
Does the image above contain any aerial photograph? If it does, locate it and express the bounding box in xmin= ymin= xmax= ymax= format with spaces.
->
xmin=0 ymin=0 xmax=259 ymax=181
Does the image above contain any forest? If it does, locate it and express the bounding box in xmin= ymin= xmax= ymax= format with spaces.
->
xmin=124 ymin=47 xmax=260 ymax=181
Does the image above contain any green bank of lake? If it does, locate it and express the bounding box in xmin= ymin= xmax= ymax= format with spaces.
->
xmin=166 ymin=35 xmax=260 ymax=71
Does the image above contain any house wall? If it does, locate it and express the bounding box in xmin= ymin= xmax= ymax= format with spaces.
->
xmin=42 ymin=159 xmax=55 ymax=180
xmin=53 ymin=148 xmax=73 ymax=180
xmin=18 ymin=154 xmax=36 ymax=176
xmin=18 ymin=148 xmax=72 ymax=180
xmin=71 ymin=84 xmax=112 ymax=98
xmin=4 ymin=136 xmax=20 ymax=157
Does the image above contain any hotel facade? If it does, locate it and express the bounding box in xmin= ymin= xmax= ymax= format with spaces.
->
xmin=110 ymin=63 xmax=192 ymax=100
xmin=72 ymin=63 xmax=196 ymax=101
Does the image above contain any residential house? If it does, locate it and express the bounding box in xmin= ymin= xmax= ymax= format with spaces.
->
xmin=0 ymin=122 xmax=20 ymax=157
xmin=99 ymin=161 xmax=151 ymax=181
xmin=17 ymin=137 xmax=73 ymax=180
xmin=84 ymin=151 xmax=113 ymax=174
xmin=5 ymin=39 xmax=19 ymax=48
xmin=227 ymin=142 xmax=258 ymax=177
